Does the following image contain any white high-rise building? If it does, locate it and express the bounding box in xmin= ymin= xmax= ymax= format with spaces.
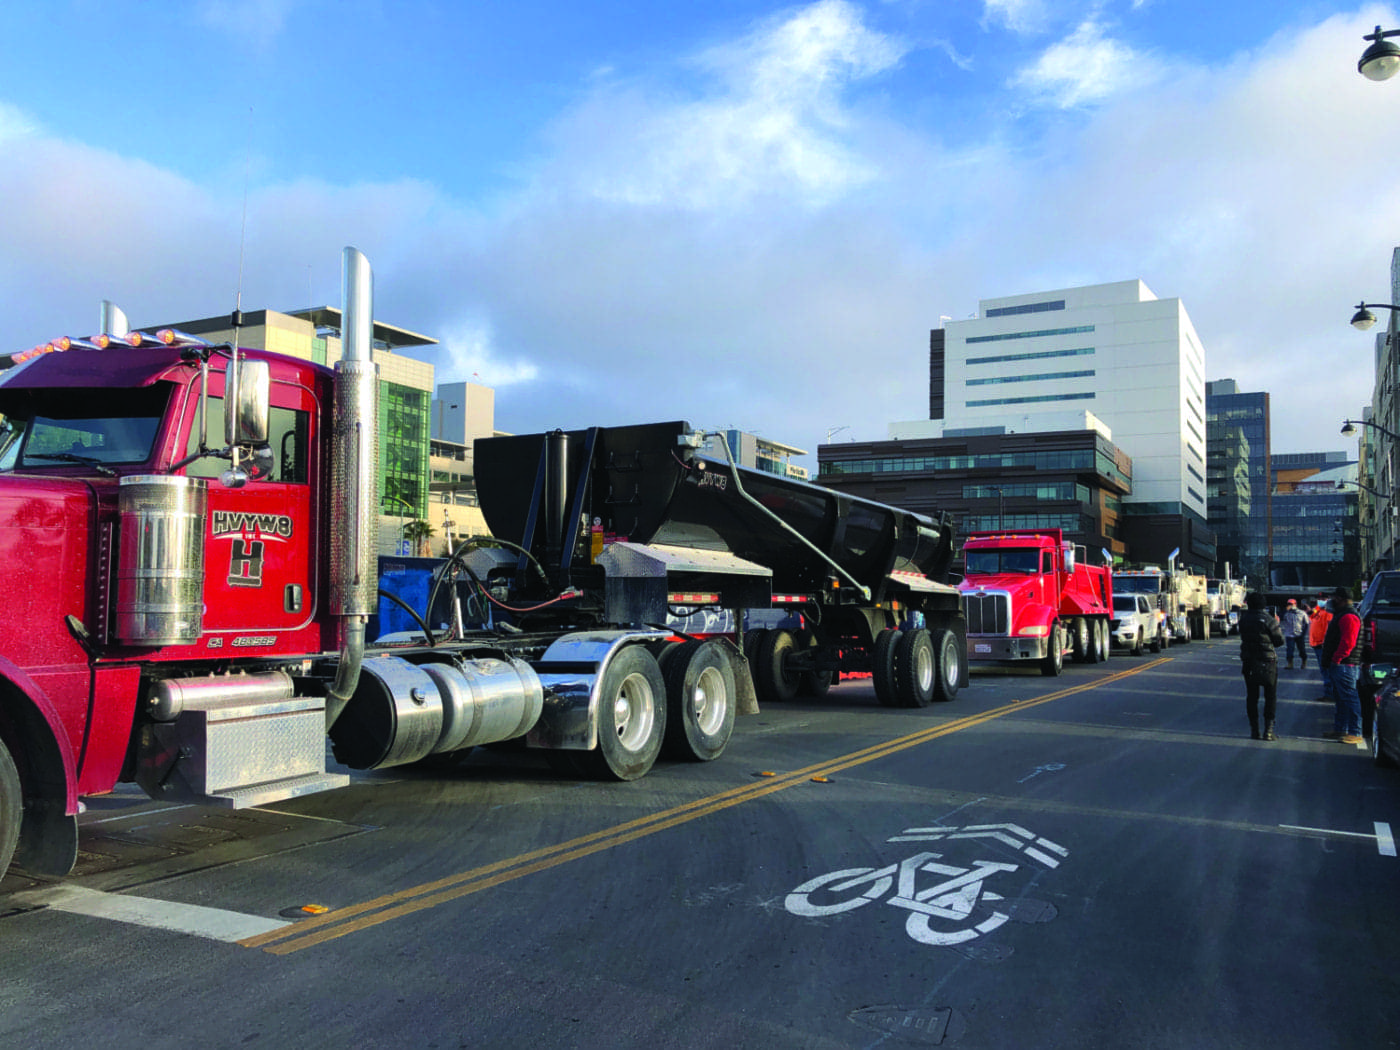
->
xmin=933 ymin=279 xmax=1208 ymax=521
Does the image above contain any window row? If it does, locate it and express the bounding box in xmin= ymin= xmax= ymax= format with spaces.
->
xmin=967 ymin=391 xmax=1096 ymax=408
xmin=965 ymin=325 xmax=1095 ymax=345
xmin=966 ymin=369 xmax=1095 ymax=388
xmin=966 ymin=347 xmax=1094 ymax=366
xmin=984 ymin=299 xmax=1066 ymax=318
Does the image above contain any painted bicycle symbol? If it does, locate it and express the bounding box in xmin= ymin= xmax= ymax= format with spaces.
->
xmin=784 ymin=823 xmax=1068 ymax=947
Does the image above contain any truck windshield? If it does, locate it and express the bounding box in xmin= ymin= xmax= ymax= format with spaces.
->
xmin=1113 ymin=576 xmax=1160 ymax=595
xmin=965 ymin=549 xmax=1039 ymax=574
xmin=0 ymin=387 xmax=167 ymax=473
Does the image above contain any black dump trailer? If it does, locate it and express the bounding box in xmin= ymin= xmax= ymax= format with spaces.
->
xmin=472 ymin=420 xmax=967 ymax=709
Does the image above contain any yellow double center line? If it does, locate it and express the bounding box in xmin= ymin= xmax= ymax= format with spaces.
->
xmin=242 ymin=657 xmax=1167 ymax=955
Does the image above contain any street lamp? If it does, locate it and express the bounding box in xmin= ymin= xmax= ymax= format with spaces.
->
xmin=1341 ymin=418 xmax=1400 ymax=442
xmin=1349 ymin=302 xmax=1400 ymax=331
xmin=1358 ymin=25 xmax=1400 ymax=81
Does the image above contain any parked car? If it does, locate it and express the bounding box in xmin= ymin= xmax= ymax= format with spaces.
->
xmin=1111 ymin=594 xmax=1154 ymax=656
xmin=1355 ymin=573 xmax=1400 ymax=737
xmin=1370 ymin=664 xmax=1400 ymax=768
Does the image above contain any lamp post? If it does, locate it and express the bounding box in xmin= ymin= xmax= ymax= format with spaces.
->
xmin=1358 ymin=25 xmax=1400 ymax=81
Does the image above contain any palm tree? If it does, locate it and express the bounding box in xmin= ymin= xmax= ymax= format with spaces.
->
xmin=402 ymin=519 xmax=436 ymax=557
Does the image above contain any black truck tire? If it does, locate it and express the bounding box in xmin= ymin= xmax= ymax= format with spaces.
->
xmin=873 ymin=629 xmax=902 ymax=707
xmin=1041 ymin=625 xmax=1064 ymax=677
xmin=580 ymin=645 xmax=666 ymax=781
xmin=755 ymin=629 xmax=800 ymax=703
xmin=895 ymin=629 xmax=937 ymax=707
xmin=1085 ymin=620 xmax=1102 ymax=664
xmin=1071 ymin=617 xmax=1089 ymax=663
xmin=930 ymin=627 xmax=963 ymax=701
xmin=661 ymin=640 xmax=736 ymax=762
xmin=0 ymin=737 xmax=20 ymax=883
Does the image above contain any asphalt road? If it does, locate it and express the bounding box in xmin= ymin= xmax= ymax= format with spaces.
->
xmin=3 ymin=638 xmax=1398 ymax=1050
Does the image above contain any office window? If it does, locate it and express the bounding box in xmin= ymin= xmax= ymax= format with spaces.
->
xmin=965 ymin=325 xmax=1095 ymax=344
xmin=966 ymin=369 xmax=1095 ymax=387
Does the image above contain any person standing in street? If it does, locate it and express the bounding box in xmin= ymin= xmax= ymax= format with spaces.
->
xmin=1281 ymin=598 xmax=1310 ymax=669
xmin=1321 ymin=586 xmax=1363 ymax=745
xmin=1239 ymin=591 xmax=1284 ymax=740
xmin=1308 ymin=596 xmax=1333 ymax=703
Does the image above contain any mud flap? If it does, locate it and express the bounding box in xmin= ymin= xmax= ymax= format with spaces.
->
xmin=14 ymin=798 xmax=78 ymax=876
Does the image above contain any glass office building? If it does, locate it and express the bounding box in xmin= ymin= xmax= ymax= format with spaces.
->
xmin=1206 ymin=380 xmax=1271 ymax=588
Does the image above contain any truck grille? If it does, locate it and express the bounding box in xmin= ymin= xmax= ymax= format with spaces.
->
xmin=963 ymin=592 xmax=1011 ymax=635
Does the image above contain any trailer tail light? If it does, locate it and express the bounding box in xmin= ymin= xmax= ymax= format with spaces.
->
xmin=668 ymin=592 xmax=719 ymax=605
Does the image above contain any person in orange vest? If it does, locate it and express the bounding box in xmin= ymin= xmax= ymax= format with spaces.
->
xmin=1308 ymin=596 xmax=1333 ymax=704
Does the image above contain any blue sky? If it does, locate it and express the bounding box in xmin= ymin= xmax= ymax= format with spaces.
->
xmin=2 ymin=0 xmax=1398 ymax=457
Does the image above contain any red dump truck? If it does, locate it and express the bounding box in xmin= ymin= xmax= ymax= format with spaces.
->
xmin=957 ymin=529 xmax=1114 ymax=676
xmin=0 ymin=247 xmax=969 ymax=884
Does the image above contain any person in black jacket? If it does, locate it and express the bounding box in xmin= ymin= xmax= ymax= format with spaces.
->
xmin=1239 ymin=591 xmax=1285 ymax=740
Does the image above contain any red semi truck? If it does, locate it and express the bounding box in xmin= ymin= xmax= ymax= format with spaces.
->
xmin=0 ymin=247 xmax=969 ymax=884
xmin=957 ymin=529 xmax=1114 ymax=676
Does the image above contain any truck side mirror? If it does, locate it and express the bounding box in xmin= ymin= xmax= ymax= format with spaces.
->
xmin=228 ymin=359 xmax=270 ymax=445
xmin=1062 ymin=542 xmax=1076 ymax=572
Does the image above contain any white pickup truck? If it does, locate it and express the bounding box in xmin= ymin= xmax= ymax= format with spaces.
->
xmin=1111 ymin=594 xmax=1156 ymax=656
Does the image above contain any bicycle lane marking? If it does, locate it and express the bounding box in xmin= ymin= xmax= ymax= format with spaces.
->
xmin=244 ymin=657 xmax=1170 ymax=955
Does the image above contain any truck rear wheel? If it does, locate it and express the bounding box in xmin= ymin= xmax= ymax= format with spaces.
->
xmin=873 ymin=629 xmax=902 ymax=707
xmin=1041 ymin=625 xmax=1063 ymax=677
xmin=1071 ymin=617 xmax=1090 ymax=663
xmin=581 ymin=646 xmax=666 ymax=781
xmin=930 ymin=627 xmax=963 ymax=701
xmin=661 ymin=640 xmax=735 ymax=762
xmin=0 ymin=738 xmax=20 ymax=883
xmin=1084 ymin=620 xmax=1102 ymax=664
xmin=895 ymin=629 xmax=936 ymax=707
xmin=755 ymin=629 xmax=800 ymax=702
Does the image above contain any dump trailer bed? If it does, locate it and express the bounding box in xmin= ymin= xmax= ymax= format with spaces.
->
xmin=474 ymin=420 xmax=956 ymax=604
xmin=474 ymin=421 xmax=967 ymax=711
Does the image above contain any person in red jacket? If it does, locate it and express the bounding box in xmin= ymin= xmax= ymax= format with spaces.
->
xmin=1320 ymin=586 xmax=1363 ymax=745
xmin=1308 ymin=597 xmax=1333 ymax=703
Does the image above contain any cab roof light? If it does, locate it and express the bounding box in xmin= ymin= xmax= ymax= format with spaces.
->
xmin=155 ymin=328 xmax=208 ymax=348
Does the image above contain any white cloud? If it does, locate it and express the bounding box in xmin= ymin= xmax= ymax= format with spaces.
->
xmin=1012 ymin=19 xmax=1155 ymax=107
xmin=540 ymin=0 xmax=907 ymax=209
xmin=983 ymin=0 xmax=1050 ymax=35
xmin=436 ymin=321 xmax=539 ymax=389
xmin=0 ymin=102 xmax=39 ymax=143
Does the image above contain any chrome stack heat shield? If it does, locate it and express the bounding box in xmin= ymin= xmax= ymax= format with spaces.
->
xmin=330 ymin=246 xmax=379 ymax=618
xmin=327 ymin=247 xmax=379 ymax=715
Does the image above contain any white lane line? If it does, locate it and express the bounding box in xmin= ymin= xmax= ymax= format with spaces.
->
xmin=10 ymin=885 xmax=290 ymax=942
xmin=1279 ymin=823 xmax=1398 ymax=857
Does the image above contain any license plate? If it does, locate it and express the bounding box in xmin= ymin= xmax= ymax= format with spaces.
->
xmin=974 ymin=643 xmax=991 ymax=654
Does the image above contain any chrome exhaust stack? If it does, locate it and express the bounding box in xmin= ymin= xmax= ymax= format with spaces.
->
xmin=327 ymin=247 xmax=380 ymax=723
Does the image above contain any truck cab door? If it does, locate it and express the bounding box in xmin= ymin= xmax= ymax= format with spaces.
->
xmin=177 ymin=376 xmax=320 ymax=646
